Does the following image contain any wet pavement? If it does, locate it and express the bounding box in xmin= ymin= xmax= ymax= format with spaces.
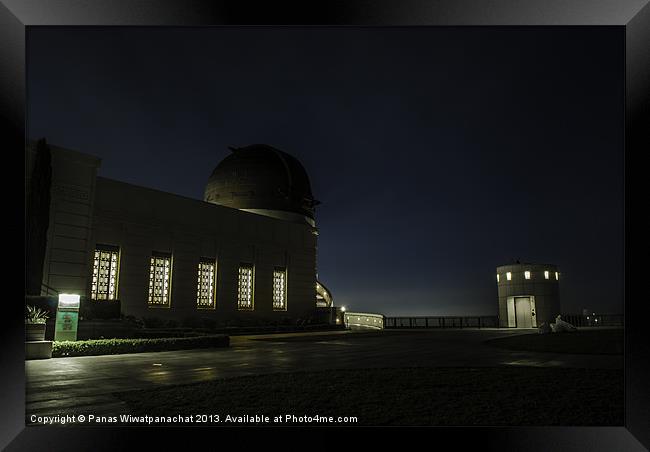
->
xmin=25 ymin=328 xmax=622 ymax=420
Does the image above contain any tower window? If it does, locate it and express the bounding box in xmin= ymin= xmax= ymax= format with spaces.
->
xmin=555 ymin=271 xmax=559 ymax=281
xmin=91 ymin=244 xmax=120 ymax=300
xmin=237 ymin=264 xmax=254 ymax=310
xmin=506 ymin=272 xmax=512 ymax=281
xmin=496 ymin=274 xmax=500 ymax=283
xmin=544 ymin=270 xmax=550 ymax=279
xmin=273 ymin=267 xmax=287 ymax=311
xmin=197 ymin=258 xmax=216 ymax=309
xmin=148 ymin=252 xmax=172 ymax=307
xmin=524 ymin=271 xmax=531 ymax=280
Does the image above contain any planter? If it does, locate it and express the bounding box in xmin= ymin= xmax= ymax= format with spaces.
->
xmin=26 ymin=323 xmax=46 ymax=341
xmin=25 ymin=341 xmax=52 ymax=360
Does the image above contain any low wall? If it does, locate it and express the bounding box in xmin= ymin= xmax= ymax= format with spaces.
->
xmin=344 ymin=312 xmax=384 ymax=330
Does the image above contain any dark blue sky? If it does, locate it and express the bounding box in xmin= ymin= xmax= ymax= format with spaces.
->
xmin=27 ymin=27 xmax=624 ymax=316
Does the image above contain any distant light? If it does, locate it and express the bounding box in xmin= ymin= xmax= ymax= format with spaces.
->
xmin=340 ymin=306 xmax=346 ymax=312
xmin=524 ymin=271 xmax=531 ymax=280
xmin=496 ymin=274 xmax=500 ymax=283
xmin=595 ymin=319 xmax=598 ymax=322
xmin=587 ymin=316 xmax=590 ymax=320
xmin=58 ymin=293 xmax=80 ymax=308
xmin=153 ymin=363 xmax=162 ymax=366
xmin=555 ymin=272 xmax=559 ymax=280
xmin=544 ymin=271 xmax=549 ymax=279
xmin=506 ymin=272 xmax=512 ymax=281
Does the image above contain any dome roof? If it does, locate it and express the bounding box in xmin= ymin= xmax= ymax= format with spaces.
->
xmin=204 ymin=144 xmax=319 ymax=220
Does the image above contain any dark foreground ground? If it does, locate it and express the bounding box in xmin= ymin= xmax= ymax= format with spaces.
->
xmin=485 ymin=329 xmax=623 ymax=355
xmin=115 ymin=366 xmax=623 ymax=425
xmin=26 ymin=328 xmax=623 ymax=426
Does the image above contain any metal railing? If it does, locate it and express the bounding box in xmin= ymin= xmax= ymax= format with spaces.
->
xmin=558 ymin=314 xmax=623 ymax=327
xmin=384 ymin=316 xmax=499 ymax=329
xmin=384 ymin=314 xmax=623 ymax=329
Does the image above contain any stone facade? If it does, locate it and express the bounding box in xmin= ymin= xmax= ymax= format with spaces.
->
xmin=29 ymin=143 xmax=318 ymax=324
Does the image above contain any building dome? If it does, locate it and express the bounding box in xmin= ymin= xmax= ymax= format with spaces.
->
xmin=204 ymin=144 xmax=319 ymax=224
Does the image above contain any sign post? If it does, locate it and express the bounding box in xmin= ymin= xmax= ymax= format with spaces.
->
xmin=54 ymin=294 xmax=80 ymax=341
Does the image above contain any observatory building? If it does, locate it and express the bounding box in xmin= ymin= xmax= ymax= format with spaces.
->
xmin=25 ymin=141 xmax=334 ymax=325
xmin=496 ymin=263 xmax=561 ymax=328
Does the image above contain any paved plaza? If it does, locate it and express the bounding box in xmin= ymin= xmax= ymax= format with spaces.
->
xmin=25 ymin=329 xmax=622 ymax=420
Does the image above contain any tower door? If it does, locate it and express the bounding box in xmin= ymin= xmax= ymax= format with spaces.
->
xmin=515 ymin=297 xmax=533 ymax=328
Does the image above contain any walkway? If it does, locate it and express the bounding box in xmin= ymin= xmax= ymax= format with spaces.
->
xmin=25 ymin=328 xmax=622 ymax=421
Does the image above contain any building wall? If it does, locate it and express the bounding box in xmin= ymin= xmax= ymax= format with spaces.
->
xmin=496 ymin=263 xmax=560 ymax=327
xmin=90 ymin=177 xmax=317 ymax=324
xmin=33 ymin=144 xmax=101 ymax=296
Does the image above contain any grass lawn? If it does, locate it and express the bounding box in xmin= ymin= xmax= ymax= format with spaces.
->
xmin=115 ymin=367 xmax=623 ymax=426
xmin=485 ymin=329 xmax=623 ymax=355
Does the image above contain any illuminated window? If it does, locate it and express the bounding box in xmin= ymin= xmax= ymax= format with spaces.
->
xmin=237 ymin=263 xmax=254 ymax=310
xmin=555 ymin=271 xmax=559 ymax=281
xmin=496 ymin=274 xmax=500 ymax=283
xmin=91 ymin=244 xmax=120 ymax=300
xmin=273 ymin=267 xmax=287 ymax=311
xmin=506 ymin=272 xmax=512 ymax=281
xmin=544 ymin=270 xmax=550 ymax=279
xmin=524 ymin=271 xmax=531 ymax=280
xmin=148 ymin=252 xmax=172 ymax=307
xmin=196 ymin=258 xmax=216 ymax=309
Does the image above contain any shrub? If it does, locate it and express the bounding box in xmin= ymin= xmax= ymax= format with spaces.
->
xmin=26 ymin=305 xmax=49 ymax=324
xmin=52 ymin=335 xmax=229 ymax=357
xmin=133 ymin=329 xmax=199 ymax=339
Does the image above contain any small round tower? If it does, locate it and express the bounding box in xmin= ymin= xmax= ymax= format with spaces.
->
xmin=496 ymin=263 xmax=561 ymax=328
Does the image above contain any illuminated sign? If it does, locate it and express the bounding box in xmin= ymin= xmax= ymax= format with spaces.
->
xmin=58 ymin=293 xmax=80 ymax=308
xmin=55 ymin=294 xmax=80 ymax=341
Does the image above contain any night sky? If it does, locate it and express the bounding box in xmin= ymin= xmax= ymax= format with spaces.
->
xmin=27 ymin=27 xmax=624 ymax=316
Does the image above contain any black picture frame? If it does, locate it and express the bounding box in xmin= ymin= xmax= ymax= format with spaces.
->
xmin=2 ymin=1 xmax=648 ymax=449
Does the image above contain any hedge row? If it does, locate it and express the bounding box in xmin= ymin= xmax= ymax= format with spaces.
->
xmin=52 ymin=335 xmax=229 ymax=357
